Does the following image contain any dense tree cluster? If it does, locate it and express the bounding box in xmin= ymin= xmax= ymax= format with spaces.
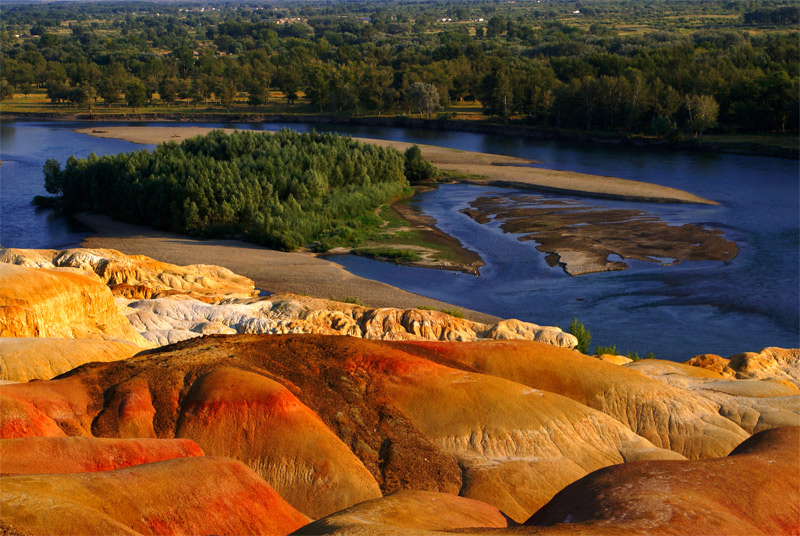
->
xmin=42 ymin=130 xmax=409 ymax=250
xmin=1 ymin=0 xmax=798 ymax=134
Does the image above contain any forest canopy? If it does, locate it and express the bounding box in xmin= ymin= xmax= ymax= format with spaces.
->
xmin=42 ymin=129 xmax=409 ymax=250
xmin=2 ymin=0 xmax=798 ymax=136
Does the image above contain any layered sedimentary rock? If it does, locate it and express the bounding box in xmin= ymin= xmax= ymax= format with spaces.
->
xmin=0 ymin=337 xmax=140 ymax=382
xmin=627 ymin=359 xmax=800 ymax=435
xmin=525 ymin=427 xmax=800 ymax=536
xmin=0 ymin=263 xmax=149 ymax=347
xmin=0 ymin=247 xmax=257 ymax=302
xmin=0 ymin=436 xmax=203 ymax=475
xmin=293 ymin=490 xmax=508 ymax=535
xmin=0 ymin=249 xmax=576 ymax=349
xmin=394 ymin=340 xmax=763 ymax=459
xmin=123 ymin=294 xmax=577 ymax=348
xmin=1 ymin=456 xmax=308 ymax=536
xmin=175 ymin=366 xmax=382 ymax=518
xmin=296 ymin=428 xmax=800 ymax=536
xmin=686 ymin=347 xmax=800 ymax=388
xmin=0 ymin=334 xmax=679 ymax=522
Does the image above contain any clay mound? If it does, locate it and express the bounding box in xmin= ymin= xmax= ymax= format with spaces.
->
xmin=0 ymin=334 xmax=677 ymax=522
xmin=0 ymin=373 xmax=100 ymax=438
xmin=0 ymin=263 xmax=149 ymax=347
xmin=0 ymin=247 xmax=258 ymax=302
xmin=525 ymin=427 xmax=800 ymax=535
xmin=0 ymin=337 xmax=140 ymax=382
xmin=395 ymin=340 xmax=756 ymax=459
xmin=0 ymin=436 xmax=202 ymax=475
xmin=686 ymin=347 xmax=800 ymax=388
xmin=627 ymin=359 xmax=800 ymax=434
xmin=175 ymin=366 xmax=381 ymax=519
xmin=1 ymin=455 xmax=308 ymax=536
xmin=293 ymin=490 xmax=508 ymax=535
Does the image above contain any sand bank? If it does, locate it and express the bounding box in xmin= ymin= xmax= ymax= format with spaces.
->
xmin=75 ymin=126 xmax=717 ymax=205
xmin=76 ymin=213 xmax=499 ymax=324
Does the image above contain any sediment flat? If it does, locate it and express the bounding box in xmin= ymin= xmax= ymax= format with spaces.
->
xmin=75 ymin=213 xmax=499 ymax=324
xmin=75 ymin=126 xmax=718 ymax=205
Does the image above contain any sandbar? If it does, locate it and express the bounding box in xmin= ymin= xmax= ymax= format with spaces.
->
xmin=75 ymin=213 xmax=499 ymax=324
xmin=75 ymin=126 xmax=718 ymax=205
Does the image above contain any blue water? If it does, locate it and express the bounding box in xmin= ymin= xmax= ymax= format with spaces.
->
xmin=1 ymin=120 xmax=797 ymax=360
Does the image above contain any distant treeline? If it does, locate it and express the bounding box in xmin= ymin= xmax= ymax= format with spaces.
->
xmin=2 ymin=0 xmax=798 ymax=134
xmin=743 ymin=5 xmax=800 ymax=25
xmin=42 ymin=130 xmax=409 ymax=250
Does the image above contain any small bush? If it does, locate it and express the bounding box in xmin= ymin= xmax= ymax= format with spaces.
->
xmin=568 ymin=317 xmax=592 ymax=354
xmin=404 ymin=145 xmax=439 ymax=182
xmin=354 ymin=247 xmax=422 ymax=263
xmin=594 ymin=345 xmax=619 ymax=356
xmin=441 ymin=308 xmax=464 ymax=318
xmin=417 ymin=305 xmax=437 ymax=310
xmin=625 ymin=351 xmax=641 ymax=361
xmin=340 ymin=296 xmax=364 ymax=306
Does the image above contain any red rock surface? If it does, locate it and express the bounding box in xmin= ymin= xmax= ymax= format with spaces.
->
xmin=395 ymin=339 xmax=751 ymax=458
xmin=175 ymin=366 xmax=381 ymax=518
xmin=523 ymin=427 xmax=800 ymax=536
xmin=1 ymin=456 xmax=308 ymax=536
xmin=0 ymin=436 xmax=203 ymax=475
xmin=0 ymin=334 xmax=679 ymax=522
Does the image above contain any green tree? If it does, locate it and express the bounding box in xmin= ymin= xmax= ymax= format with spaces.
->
xmin=406 ymin=82 xmax=441 ymax=118
xmin=404 ymin=145 xmax=439 ymax=182
xmin=568 ymin=317 xmax=592 ymax=354
xmin=125 ymin=80 xmax=147 ymax=111
xmin=685 ymin=93 xmax=719 ymax=139
xmin=0 ymin=79 xmax=13 ymax=101
xmin=43 ymin=158 xmax=63 ymax=195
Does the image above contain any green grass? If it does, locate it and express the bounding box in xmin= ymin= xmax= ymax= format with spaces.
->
xmin=702 ymin=132 xmax=799 ymax=151
xmin=366 ymin=203 xmax=462 ymax=263
xmin=352 ymin=247 xmax=423 ymax=263
xmin=416 ymin=304 xmax=464 ymax=318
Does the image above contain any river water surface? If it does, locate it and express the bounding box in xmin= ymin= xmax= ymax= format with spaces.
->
xmin=1 ymin=120 xmax=797 ymax=360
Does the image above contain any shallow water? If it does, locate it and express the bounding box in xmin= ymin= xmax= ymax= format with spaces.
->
xmin=1 ymin=120 xmax=797 ymax=360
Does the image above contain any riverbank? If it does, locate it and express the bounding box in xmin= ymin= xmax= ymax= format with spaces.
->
xmin=75 ymin=126 xmax=719 ymax=205
xmin=5 ymin=111 xmax=797 ymax=159
xmin=74 ymin=212 xmax=500 ymax=325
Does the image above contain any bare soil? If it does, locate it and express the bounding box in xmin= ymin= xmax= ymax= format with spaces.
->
xmin=463 ymin=195 xmax=738 ymax=276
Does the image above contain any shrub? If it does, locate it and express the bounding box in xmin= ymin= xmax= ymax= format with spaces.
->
xmin=568 ymin=317 xmax=592 ymax=354
xmin=353 ymin=247 xmax=422 ymax=263
xmin=594 ymin=345 xmax=619 ymax=356
xmin=440 ymin=308 xmax=464 ymax=318
xmin=404 ymin=145 xmax=439 ymax=182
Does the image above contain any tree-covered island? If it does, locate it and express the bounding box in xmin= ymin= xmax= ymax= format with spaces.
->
xmin=40 ymin=129 xmax=418 ymax=251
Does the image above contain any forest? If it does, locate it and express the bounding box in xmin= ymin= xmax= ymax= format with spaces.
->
xmin=1 ymin=0 xmax=798 ymax=138
xmin=40 ymin=130 xmax=410 ymax=250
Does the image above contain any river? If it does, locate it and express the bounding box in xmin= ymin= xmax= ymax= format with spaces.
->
xmin=1 ymin=119 xmax=797 ymax=360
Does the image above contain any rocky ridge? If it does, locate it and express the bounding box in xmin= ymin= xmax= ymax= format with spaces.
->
xmin=0 ymin=335 xmax=683 ymax=522
xmin=1 ymin=247 xmax=798 ymax=535
xmin=0 ymin=248 xmax=577 ymax=362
